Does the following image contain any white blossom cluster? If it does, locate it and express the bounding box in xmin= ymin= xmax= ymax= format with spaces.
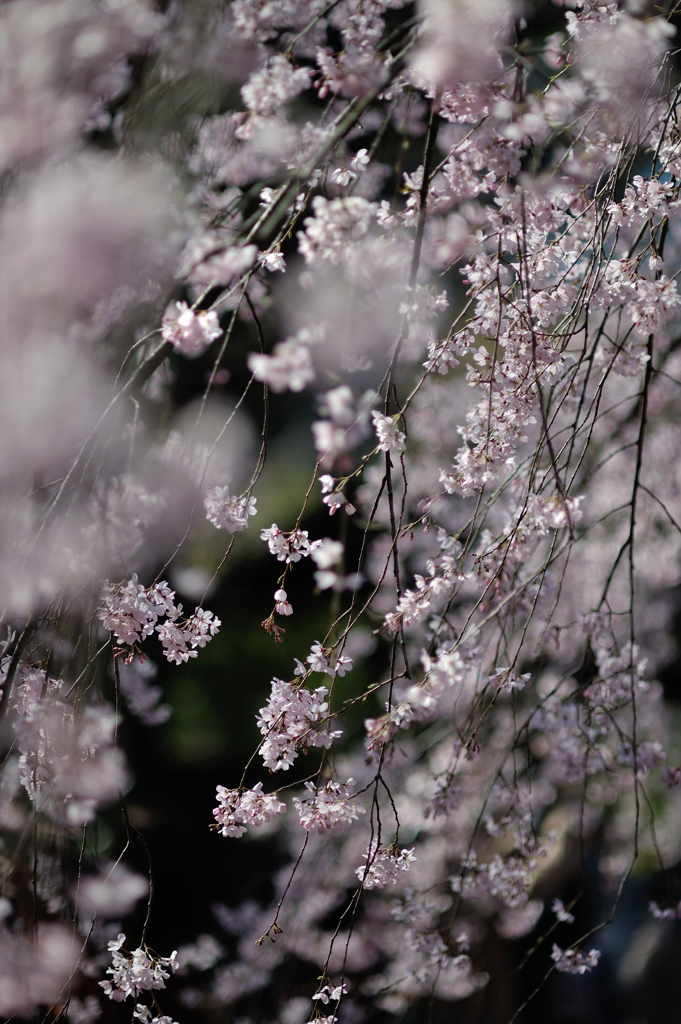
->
xmin=372 ymin=411 xmax=406 ymax=459
xmin=319 ymin=474 xmax=356 ymax=515
xmin=260 ymin=524 xmax=321 ymax=563
xmin=100 ymin=934 xmax=178 ymax=1001
xmin=313 ymin=981 xmax=347 ymax=1004
xmin=294 ymin=641 xmax=353 ymax=678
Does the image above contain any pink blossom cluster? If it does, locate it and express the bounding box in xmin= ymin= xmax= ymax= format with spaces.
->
xmin=161 ymin=301 xmax=223 ymax=358
xmin=0 ymin=922 xmax=73 ymax=1018
xmin=449 ymin=850 xmax=537 ymax=909
xmin=134 ymin=1005 xmax=179 ymax=1024
xmin=156 ymin=607 xmax=221 ymax=665
xmin=294 ymin=641 xmax=353 ymax=678
xmin=213 ymin=782 xmax=286 ymax=838
xmin=356 ymin=844 xmax=416 ymax=890
xmin=649 ymin=900 xmax=681 ymax=921
xmin=314 ymin=387 xmax=373 ymax=470
xmin=293 ymin=778 xmax=365 ymax=833
xmin=9 ymin=667 xmax=125 ymax=825
xmin=98 ymin=577 xmax=220 ymax=664
xmin=98 ymin=576 xmax=175 ymax=646
xmin=298 ymin=196 xmax=375 ymax=266
xmin=550 ymin=944 xmax=601 ymax=976
xmin=256 ymin=678 xmax=342 ymax=771
xmin=248 ymin=327 xmax=324 ymax=393
xmin=241 ymin=55 xmax=312 ymax=115
xmin=204 ymin=487 xmax=257 ymax=532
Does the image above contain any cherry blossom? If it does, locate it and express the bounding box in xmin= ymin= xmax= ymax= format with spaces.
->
xmin=213 ymin=782 xmax=286 ymax=838
xmin=204 ymin=487 xmax=257 ymax=532
xmin=293 ymin=779 xmax=364 ymax=833
xmin=356 ymin=844 xmax=416 ymax=890
xmin=134 ymin=1006 xmax=180 ymax=1024
xmin=258 ymin=250 xmax=286 ymax=272
xmin=312 ymin=982 xmax=348 ymax=1004
xmin=260 ymin=524 xmax=320 ymax=563
xmin=274 ymin=588 xmax=293 ymax=615
xmin=156 ymin=607 xmax=221 ymax=665
xmin=649 ymin=900 xmax=681 ymax=921
xmin=552 ymin=899 xmax=575 ymax=925
xmin=551 ymin=945 xmax=601 ymax=976
xmin=256 ymin=678 xmax=341 ymax=771
xmin=311 ymin=538 xmax=344 ymax=589
xmin=319 ymin=475 xmax=356 ymax=515
xmin=100 ymin=935 xmax=178 ymax=1001
xmin=241 ymin=55 xmax=312 ymax=115
xmin=248 ymin=335 xmax=315 ymax=392
xmin=0 ymin=924 xmax=73 ymax=1017
xmin=371 ymin=411 xmax=406 ymax=458
xmin=98 ymin=576 xmax=168 ymax=647
xmin=161 ymin=302 xmax=222 ymax=358
xmin=98 ymin=578 xmax=220 ymax=664
xmin=298 ymin=196 xmax=376 ymax=266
